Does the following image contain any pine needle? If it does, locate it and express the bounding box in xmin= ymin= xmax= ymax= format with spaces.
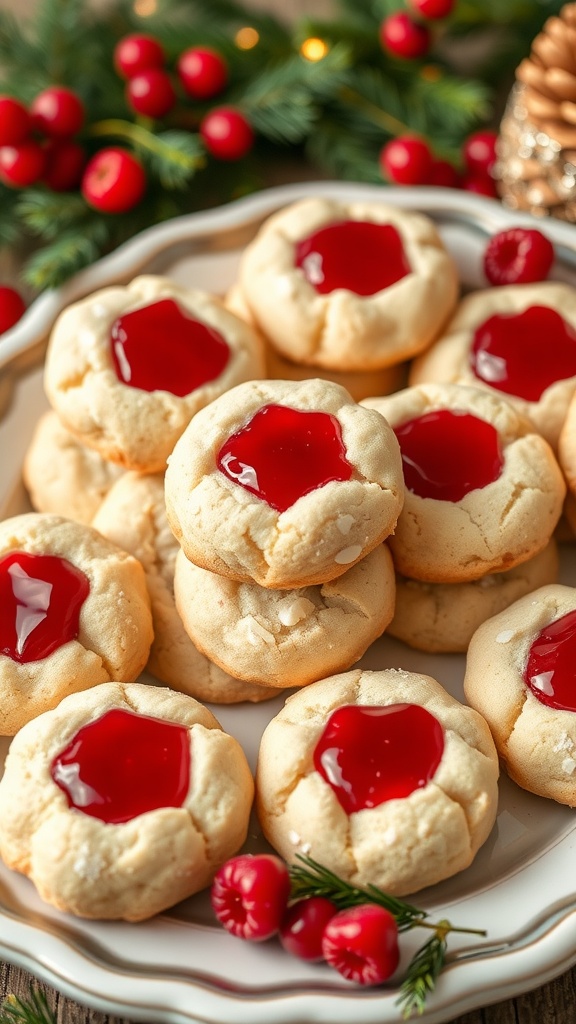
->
xmin=0 ymin=991 xmax=55 ymax=1024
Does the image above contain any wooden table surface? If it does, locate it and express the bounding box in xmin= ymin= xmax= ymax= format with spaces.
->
xmin=1 ymin=0 xmax=576 ymax=1020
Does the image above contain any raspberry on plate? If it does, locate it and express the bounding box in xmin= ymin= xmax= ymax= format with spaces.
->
xmin=483 ymin=227 xmax=554 ymax=285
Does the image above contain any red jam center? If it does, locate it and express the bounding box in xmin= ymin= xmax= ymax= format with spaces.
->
xmin=294 ymin=219 xmax=411 ymax=296
xmin=313 ymin=704 xmax=445 ymax=815
xmin=0 ymin=552 xmax=90 ymax=663
xmin=524 ymin=609 xmax=576 ymax=711
xmin=470 ymin=305 xmax=576 ymax=402
xmin=110 ymin=298 xmax=230 ymax=397
xmin=217 ymin=403 xmax=353 ymax=513
xmin=50 ymin=708 xmax=191 ymax=824
xmin=394 ymin=408 xmax=504 ymax=502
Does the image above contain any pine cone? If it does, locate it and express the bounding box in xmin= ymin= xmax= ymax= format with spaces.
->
xmin=497 ymin=3 xmax=576 ymax=220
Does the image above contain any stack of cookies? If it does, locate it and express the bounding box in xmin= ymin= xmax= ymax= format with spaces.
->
xmin=164 ymin=376 xmax=405 ymax=691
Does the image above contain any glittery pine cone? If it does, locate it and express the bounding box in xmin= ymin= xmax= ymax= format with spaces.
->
xmin=497 ymin=2 xmax=576 ymax=220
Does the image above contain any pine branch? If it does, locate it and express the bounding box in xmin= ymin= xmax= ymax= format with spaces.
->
xmin=22 ymin=223 xmax=112 ymax=290
xmin=396 ymin=931 xmax=447 ymax=1019
xmin=88 ymin=120 xmax=206 ymax=187
xmin=16 ymin=190 xmax=90 ymax=241
xmin=0 ymin=990 xmax=55 ymax=1024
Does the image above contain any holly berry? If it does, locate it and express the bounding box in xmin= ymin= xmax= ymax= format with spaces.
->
xmin=0 ymin=140 xmax=45 ymax=187
xmin=321 ymin=904 xmax=400 ymax=986
xmin=462 ymin=129 xmax=498 ymax=177
xmin=177 ymin=46 xmax=229 ymax=100
xmin=42 ymin=139 xmax=86 ymax=191
xmin=81 ymin=148 xmax=146 ymax=214
xmin=126 ymin=69 xmax=176 ymax=119
xmin=379 ymin=12 xmax=431 ymax=59
xmin=427 ymin=158 xmax=459 ymax=188
xmin=461 ymin=171 xmax=498 ymax=198
xmin=30 ymin=87 xmax=84 ymax=139
xmin=379 ymin=136 xmax=433 ymax=185
xmin=483 ymin=227 xmax=555 ymax=286
xmin=0 ymin=96 xmax=31 ymax=146
xmin=0 ymin=286 xmax=26 ymax=335
xmin=408 ymin=0 xmax=456 ymax=18
xmin=210 ymin=854 xmax=291 ymax=941
xmin=200 ymin=107 xmax=254 ymax=161
xmin=114 ymin=33 xmax=166 ymax=79
xmin=279 ymin=897 xmax=338 ymax=961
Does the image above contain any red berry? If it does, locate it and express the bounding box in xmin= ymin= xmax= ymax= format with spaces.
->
xmin=177 ymin=47 xmax=228 ymax=100
xmin=0 ymin=141 xmax=46 ymax=187
xmin=462 ymin=130 xmax=498 ymax=176
xmin=42 ymin=139 xmax=86 ymax=191
xmin=321 ymin=904 xmax=400 ymax=986
xmin=126 ymin=69 xmax=176 ymax=119
xmin=31 ymin=87 xmax=84 ymax=139
xmin=200 ymin=107 xmax=254 ymax=161
xmin=483 ymin=227 xmax=555 ymax=286
xmin=461 ymin=171 xmax=498 ymax=198
xmin=210 ymin=854 xmax=291 ymax=941
xmin=408 ymin=0 xmax=456 ymax=18
xmin=279 ymin=897 xmax=338 ymax=961
xmin=0 ymin=286 xmax=26 ymax=335
xmin=379 ymin=135 xmax=433 ymax=185
xmin=427 ymin=158 xmax=460 ymax=188
xmin=114 ymin=34 xmax=166 ymax=79
xmin=379 ymin=12 xmax=431 ymax=59
xmin=0 ymin=96 xmax=31 ymax=146
xmin=81 ymin=148 xmax=146 ymax=214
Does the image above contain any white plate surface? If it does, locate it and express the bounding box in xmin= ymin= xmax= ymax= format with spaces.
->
xmin=1 ymin=182 xmax=576 ymax=1024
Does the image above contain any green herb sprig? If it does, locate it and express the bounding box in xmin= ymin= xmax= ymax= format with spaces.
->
xmin=289 ymin=854 xmax=486 ymax=1019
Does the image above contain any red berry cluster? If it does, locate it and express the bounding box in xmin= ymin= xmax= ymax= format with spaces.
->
xmin=0 ymin=285 xmax=26 ymax=336
xmin=113 ymin=33 xmax=254 ymax=162
xmin=0 ymin=88 xmax=85 ymax=192
xmin=380 ymin=0 xmax=456 ymax=62
xmin=379 ymin=128 xmax=499 ymax=197
xmin=210 ymin=854 xmax=400 ymax=986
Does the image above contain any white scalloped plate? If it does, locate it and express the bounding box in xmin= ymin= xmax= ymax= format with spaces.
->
xmin=2 ymin=182 xmax=576 ymax=1024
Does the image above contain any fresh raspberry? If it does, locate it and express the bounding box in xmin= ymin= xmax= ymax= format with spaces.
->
xmin=379 ymin=136 xmax=433 ymax=185
xmin=210 ymin=853 xmax=291 ymax=941
xmin=126 ymin=69 xmax=176 ymax=119
xmin=0 ymin=286 xmax=26 ymax=335
xmin=0 ymin=96 xmax=31 ymax=146
xmin=279 ymin=897 xmax=338 ymax=961
xmin=81 ymin=148 xmax=146 ymax=214
xmin=321 ymin=904 xmax=400 ymax=985
xmin=200 ymin=107 xmax=254 ymax=160
xmin=177 ymin=47 xmax=229 ymax=100
xmin=379 ymin=12 xmax=431 ymax=59
xmin=408 ymin=0 xmax=456 ymax=18
xmin=42 ymin=139 xmax=86 ymax=191
xmin=30 ymin=87 xmax=84 ymax=139
xmin=114 ymin=34 xmax=166 ymax=79
xmin=0 ymin=140 xmax=46 ymax=187
xmin=483 ymin=227 xmax=555 ymax=285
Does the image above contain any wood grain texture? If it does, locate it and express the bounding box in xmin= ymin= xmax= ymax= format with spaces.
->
xmin=0 ymin=0 xmax=575 ymax=1021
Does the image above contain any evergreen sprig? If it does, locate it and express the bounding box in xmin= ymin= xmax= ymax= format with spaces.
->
xmin=289 ymin=854 xmax=486 ymax=1019
xmin=0 ymin=991 xmax=55 ymax=1024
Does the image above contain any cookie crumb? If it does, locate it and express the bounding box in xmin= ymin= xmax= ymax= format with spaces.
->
xmin=277 ymin=597 xmax=315 ymax=627
xmin=553 ymin=733 xmax=574 ymax=753
xmin=243 ymin=614 xmax=276 ymax=646
xmin=336 ymin=514 xmax=355 ymax=536
xmin=495 ymin=629 xmax=515 ymax=643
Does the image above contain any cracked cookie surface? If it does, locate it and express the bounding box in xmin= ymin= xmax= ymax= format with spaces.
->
xmin=363 ymin=382 xmax=566 ymax=583
xmin=44 ymin=275 xmax=265 ymax=473
xmin=256 ymin=668 xmax=499 ymax=896
xmin=0 ymin=681 xmax=254 ymax=919
xmin=236 ymin=198 xmax=459 ymax=371
xmin=0 ymin=513 xmax=153 ymax=734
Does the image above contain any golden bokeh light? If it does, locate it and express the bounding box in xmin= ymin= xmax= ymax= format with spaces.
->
xmin=235 ymin=26 xmax=260 ymax=49
xmin=300 ymin=37 xmax=329 ymax=61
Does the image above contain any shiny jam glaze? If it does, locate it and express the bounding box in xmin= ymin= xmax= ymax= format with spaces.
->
xmin=0 ymin=551 xmax=90 ymax=663
xmin=110 ymin=297 xmax=230 ymax=396
xmin=394 ymin=408 xmax=504 ymax=502
xmin=470 ymin=306 xmax=576 ymax=402
xmin=524 ymin=609 xmax=576 ymax=711
xmin=51 ymin=708 xmax=191 ymax=823
xmin=217 ymin=403 xmax=353 ymax=513
xmin=294 ymin=219 xmax=411 ymax=296
xmin=313 ymin=703 xmax=445 ymax=815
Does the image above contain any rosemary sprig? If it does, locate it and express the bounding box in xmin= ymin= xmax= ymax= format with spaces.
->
xmin=289 ymin=854 xmax=486 ymax=1019
xmin=0 ymin=990 xmax=55 ymax=1024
